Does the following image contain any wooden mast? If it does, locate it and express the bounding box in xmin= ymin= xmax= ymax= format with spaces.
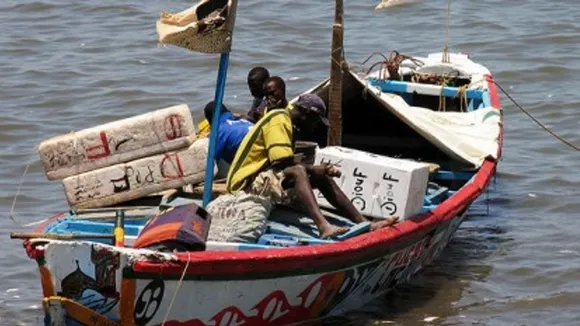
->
xmin=328 ymin=0 xmax=344 ymax=146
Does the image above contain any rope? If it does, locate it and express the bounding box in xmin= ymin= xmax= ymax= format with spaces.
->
xmin=442 ymin=0 xmax=451 ymax=63
xmin=438 ymin=82 xmax=446 ymax=111
xmin=161 ymin=251 xmax=191 ymax=326
xmin=491 ymin=80 xmax=580 ymax=152
xmin=437 ymin=76 xmax=451 ymax=111
xmin=455 ymin=85 xmax=469 ymax=112
xmin=9 ymin=163 xmax=30 ymax=225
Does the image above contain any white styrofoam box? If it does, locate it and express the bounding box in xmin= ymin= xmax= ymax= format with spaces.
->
xmin=313 ymin=147 xmax=376 ymax=216
xmin=39 ymin=104 xmax=196 ymax=180
xmin=63 ymin=138 xmax=214 ymax=209
xmin=314 ymin=146 xmax=430 ymax=220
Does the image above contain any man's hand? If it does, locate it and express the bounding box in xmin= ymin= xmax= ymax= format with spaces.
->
xmin=310 ymin=163 xmax=341 ymax=178
xmin=246 ymin=107 xmax=263 ymax=123
xmin=324 ymin=164 xmax=341 ymax=177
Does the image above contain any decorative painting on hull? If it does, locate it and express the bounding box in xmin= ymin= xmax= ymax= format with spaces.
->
xmin=131 ymin=214 xmax=465 ymax=326
xmin=45 ymin=243 xmax=124 ymax=319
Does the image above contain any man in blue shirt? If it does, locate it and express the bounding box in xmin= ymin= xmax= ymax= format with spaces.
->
xmin=204 ymin=101 xmax=253 ymax=164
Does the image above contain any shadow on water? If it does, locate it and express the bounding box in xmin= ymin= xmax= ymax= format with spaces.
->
xmin=296 ymin=179 xmax=513 ymax=326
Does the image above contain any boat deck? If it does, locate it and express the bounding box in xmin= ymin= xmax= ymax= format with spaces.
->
xmin=40 ymin=180 xmax=455 ymax=252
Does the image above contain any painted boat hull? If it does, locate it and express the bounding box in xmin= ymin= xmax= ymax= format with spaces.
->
xmin=22 ymin=52 xmax=502 ymax=326
xmin=34 ymin=207 xmax=468 ymax=326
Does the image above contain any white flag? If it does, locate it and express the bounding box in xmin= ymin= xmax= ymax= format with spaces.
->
xmin=156 ymin=0 xmax=238 ymax=54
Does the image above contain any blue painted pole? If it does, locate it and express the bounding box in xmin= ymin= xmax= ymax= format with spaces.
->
xmin=202 ymin=52 xmax=230 ymax=208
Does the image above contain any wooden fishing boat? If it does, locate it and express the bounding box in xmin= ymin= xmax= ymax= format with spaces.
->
xmin=12 ymin=1 xmax=502 ymax=325
xmin=16 ymin=50 xmax=502 ymax=326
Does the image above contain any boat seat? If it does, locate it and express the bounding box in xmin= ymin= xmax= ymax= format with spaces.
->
xmin=267 ymin=220 xmax=319 ymax=239
xmin=266 ymin=205 xmax=373 ymax=244
xmin=333 ymin=221 xmax=372 ymax=240
xmin=257 ymin=234 xmax=334 ymax=247
xmin=267 ymin=206 xmax=357 ymax=238
xmin=424 ymin=182 xmax=449 ymax=205
xmin=263 ymin=221 xmax=372 ymax=247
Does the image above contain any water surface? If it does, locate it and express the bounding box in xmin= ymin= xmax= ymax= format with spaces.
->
xmin=1 ymin=1 xmax=579 ymax=325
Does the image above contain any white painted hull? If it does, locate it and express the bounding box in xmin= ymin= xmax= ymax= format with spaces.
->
xmin=36 ymin=211 xmax=464 ymax=325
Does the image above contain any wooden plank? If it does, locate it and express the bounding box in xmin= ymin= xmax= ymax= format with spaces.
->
xmin=328 ymin=0 xmax=344 ymax=146
xmin=11 ymin=232 xmax=115 ymax=240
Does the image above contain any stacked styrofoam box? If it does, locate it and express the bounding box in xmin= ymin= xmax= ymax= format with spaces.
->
xmin=37 ymin=104 xmax=212 ymax=209
xmin=314 ymin=146 xmax=430 ymax=220
xmin=63 ymin=138 xmax=213 ymax=209
xmin=38 ymin=104 xmax=196 ymax=180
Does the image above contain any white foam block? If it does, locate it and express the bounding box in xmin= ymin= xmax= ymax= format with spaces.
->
xmin=314 ymin=147 xmax=430 ymax=220
xmin=63 ymin=138 xmax=214 ymax=210
xmin=39 ymin=104 xmax=196 ymax=180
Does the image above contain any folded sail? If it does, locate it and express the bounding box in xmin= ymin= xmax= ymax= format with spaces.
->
xmin=156 ymin=0 xmax=238 ymax=53
xmin=350 ymin=71 xmax=501 ymax=168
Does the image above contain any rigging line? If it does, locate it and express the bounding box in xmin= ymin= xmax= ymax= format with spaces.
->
xmin=492 ymin=80 xmax=580 ymax=152
xmin=161 ymin=251 xmax=191 ymax=326
xmin=9 ymin=163 xmax=30 ymax=224
xmin=442 ymin=0 xmax=451 ymax=63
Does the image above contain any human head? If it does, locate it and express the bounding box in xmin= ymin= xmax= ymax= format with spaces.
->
xmin=291 ymin=94 xmax=330 ymax=132
xmin=262 ymin=76 xmax=287 ymax=110
xmin=247 ymin=66 xmax=270 ymax=98
xmin=204 ymin=101 xmax=229 ymax=125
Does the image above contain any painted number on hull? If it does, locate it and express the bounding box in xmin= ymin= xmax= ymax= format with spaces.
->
xmin=134 ymin=279 xmax=165 ymax=325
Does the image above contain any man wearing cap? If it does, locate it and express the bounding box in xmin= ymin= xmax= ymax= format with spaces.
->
xmin=226 ymin=76 xmax=398 ymax=239
xmin=290 ymin=93 xmax=330 ymax=146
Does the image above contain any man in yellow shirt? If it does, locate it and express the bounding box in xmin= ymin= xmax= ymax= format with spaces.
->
xmin=227 ymin=77 xmax=398 ymax=239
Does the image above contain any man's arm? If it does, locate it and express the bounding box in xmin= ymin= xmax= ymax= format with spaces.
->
xmin=246 ymin=105 xmax=265 ymax=123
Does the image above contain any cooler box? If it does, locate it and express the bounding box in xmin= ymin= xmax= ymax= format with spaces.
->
xmin=63 ymin=138 xmax=214 ymax=209
xmin=314 ymin=146 xmax=430 ymax=220
xmin=39 ymin=104 xmax=196 ymax=180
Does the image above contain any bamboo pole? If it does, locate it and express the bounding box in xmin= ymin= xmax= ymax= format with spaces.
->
xmin=328 ymin=0 xmax=344 ymax=146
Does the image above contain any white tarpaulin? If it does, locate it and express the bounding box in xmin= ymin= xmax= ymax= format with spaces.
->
xmin=354 ymin=73 xmax=501 ymax=168
xmin=156 ymin=0 xmax=238 ymax=54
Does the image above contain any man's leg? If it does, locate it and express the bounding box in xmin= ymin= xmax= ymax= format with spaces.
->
xmin=309 ymin=173 xmax=366 ymax=224
xmin=310 ymin=173 xmax=399 ymax=230
xmin=283 ymin=165 xmax=349 ymax=239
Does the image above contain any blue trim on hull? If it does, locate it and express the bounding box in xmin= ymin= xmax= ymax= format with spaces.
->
xmin=368 ymin=79 xmax=486 ymax=101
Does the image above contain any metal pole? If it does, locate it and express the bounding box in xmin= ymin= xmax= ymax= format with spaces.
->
xmin=202 ymin=52 xmax=230 ymax=207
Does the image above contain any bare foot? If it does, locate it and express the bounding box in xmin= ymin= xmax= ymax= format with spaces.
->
xmin=370 ymin=216 xmax=400 ymax=231
xmin=319 ymin=225 xmax=350 ymax=239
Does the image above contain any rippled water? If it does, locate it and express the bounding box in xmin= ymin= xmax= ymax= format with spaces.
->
xmin=1 ymin=0 xmax=580 ymax=325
